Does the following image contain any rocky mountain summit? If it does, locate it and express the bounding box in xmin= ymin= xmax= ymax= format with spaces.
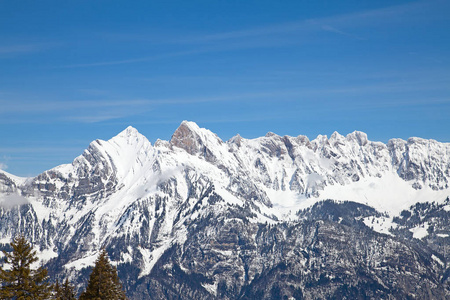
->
xmin=0 ymin=121 xmax=449 ymax=299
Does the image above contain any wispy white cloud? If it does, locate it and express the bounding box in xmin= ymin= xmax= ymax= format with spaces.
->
xmin=57 ymin=36 xmax=294 ymax=68
xmin=0 ymin=91 xmax=292 ymax=115
xmin=0 ymin=99 xmax=151 ymax=113
xmin=0 ymin=98 xmax=158 ymax=123
xmin=57 ymin=0 xmax=439 ymax=68
xmin=77 ymin=89 xmax=112 ymax=96
xmin=188 ymin=114 xmax=285 ymax=125
xmin=0 ymin=161 xmax=7 ymax=170
xmin=0 ymin=42 xmax=59 ymax=56
xmin=60 ymin=57 xmax=157 ymax=68
xmin=58 ymin=100 xmax=155 ymax=123
xmin=63 ymin=111 xmax=146 ymax=123
xmin=1 ymin=80 xmax=448 ymax=117
xmin=0 ymin=194 xmax=29 ymax=209
xmin=1 ymin=68 xmax=448 ymax=125
xmin=0 ymin=44 xmax=42 ymax=55
xmin=0 ymin=147 xmax=84 ymax=154
xmin=320 ymin=25 xmax=364 ymax=40
xmin=199 ymin=1 xmax=436 ymax=43
xmin=57 ymin=49 xmax=203 ymax=68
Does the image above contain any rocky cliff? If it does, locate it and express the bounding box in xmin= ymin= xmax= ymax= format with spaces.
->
xmin=0 ymin=121 xmax=449 ymax=299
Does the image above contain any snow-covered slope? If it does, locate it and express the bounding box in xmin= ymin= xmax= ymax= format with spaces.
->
xmin=0 ymin=121 xmax=449 ymax=298
xmin=1 ymin=121 xmax=449 ymax=242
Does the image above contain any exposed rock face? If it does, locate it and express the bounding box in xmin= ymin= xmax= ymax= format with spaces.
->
xmin=171 ymin=121 xmax=205 ymax=155
xmin=123 ymin=200 xmax=449 ymax=299
xmin=391 ymin=138 xmax=450 ymax=190
xmin=0 ymin=121 xmax=449 ymax=299
xmin=170 ymin=121 xmax=222 ymax=163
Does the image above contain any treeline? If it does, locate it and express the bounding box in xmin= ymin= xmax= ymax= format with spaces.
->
xmin=0 ymin=236 xmax=127 ymax=299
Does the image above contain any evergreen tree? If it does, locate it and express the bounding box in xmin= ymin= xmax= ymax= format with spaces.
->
xmin=79 ymin=249 xmax=127 ymax=300
xmin=53 ymin=280 xmax=60 ymax=299
xmin=54 ymin=278 xmax=76 ymax=300
xmin=0 ymin=235 xmax=51 ymax=299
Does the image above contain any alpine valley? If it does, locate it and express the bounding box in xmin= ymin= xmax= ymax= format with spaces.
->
xmin=1 ymin=121 xmax=449 ymax=299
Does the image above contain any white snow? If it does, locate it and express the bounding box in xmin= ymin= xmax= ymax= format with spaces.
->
xmin=138 ymin=241 xmax=172 ymax=278
xmin=27 ymin=196 xmax=51 ymax=221
xmin=64 ymin=253 xmax=98 ymax=270
xmin=263 ymin=189 xmax=308 ymax=220
xmin=0 ymin=121 xmax=449 ymax=277
xmin=431 ymin=254 xmax=445 ymax=267
xmin=36 ymin=248 xmax=58 ymax=264
xmin=0 ymin=169 xmax=30 ymax=186
xmin=202 ymin=282 xmax=218 ymax=296
xmin=317 ymin=172 xmax=450 ymax=216
xmin=363 ymin=216 xmax=396 ymax=236
xmin=410 ymin=223 xmax=430 ymax=239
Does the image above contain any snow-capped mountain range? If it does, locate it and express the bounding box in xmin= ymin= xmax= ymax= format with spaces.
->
xmin=0 ymin=121 xmax=449 ymax=299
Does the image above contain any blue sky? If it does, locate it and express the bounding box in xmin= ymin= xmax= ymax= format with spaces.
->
xmin=1 ymin=0 xmax=449 ymax=176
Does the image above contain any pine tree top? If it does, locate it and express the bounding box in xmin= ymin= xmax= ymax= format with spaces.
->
xmin=54 ymin=278 xmax=76 ymax=300
xmin=79 ymin=249 xmax=127 ymax=300
xmin=0 ymin=235 xmax=51 ymax=300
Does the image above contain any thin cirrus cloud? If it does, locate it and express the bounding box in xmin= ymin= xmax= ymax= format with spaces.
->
xmin=320 ymin=25 xmax=364 ymax=40
xmin=173 ymin=0 xmax=440 ymax=44
xmin=63 ymin=113 xmax=134 ymax=124
xmin=0 ymin=146 xmax=83 ymax=155
xmin=0 ymin=42 xmax=60 ymax=57
xmin=57 ymin=49 xmax=204 ymax=68
xmin=57 ymin=36 xmax=298 ymax=69
xmin=79 ymin=105 xmax=152 ymax=123
xmin=2 ymin=78 xmax=448 ymax=124
xmin=0 ymin=99 xmax=155 ymax=124
xmin=0 ymin=99 xmax=152 ymax=113
xmin=116 ymin=0 xmax=446 ymax=52
xmin=158 ymin=1 xmax=434 ymax=44
xmin=0 ymin=91 xmax=301 ymax=116
xmin=0 ymin=44 xmax=42 ymax=55
xmin=0 ymin=93 xmax=289 ymax=124
xmin=58 ymin=0 xmax=442 ymax=69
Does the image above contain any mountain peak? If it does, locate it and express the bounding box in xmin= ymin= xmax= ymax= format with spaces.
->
xmin=112 ymin=126 xmax=145 ymax=144
xmin=265 ymin=132 xmax=279 ymax=138
xmin=104 ymin=126 xmax=153 ymax=155
xmin=228 ymin=134 xmax=243 ymax=147
xmin=170 ymin=121 xmax=223 ymax=155
xmin=179 ymin=120 xmax=200 ymax=131
xmin=330 ymin=131 xmax=344 ymax=141
xmin=346 ymin=131 xmax=368 ymax=146
xmin=74 ymin=126 xmax=153 ymax=181
xmin=2 ymin=122 xmax=450 ymax=300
